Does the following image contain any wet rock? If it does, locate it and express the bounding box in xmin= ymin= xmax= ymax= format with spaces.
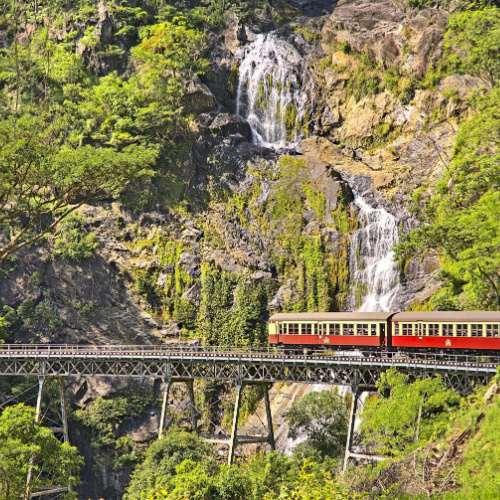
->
xmin=180 ymin=78 xmax=215 ymax=113
xmin=209 ymin=112 xmax=252 ymax=140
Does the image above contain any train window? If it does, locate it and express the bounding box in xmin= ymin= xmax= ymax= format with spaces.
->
xmin=302 ymin=324 xmax=312 ymax=335
xmin=288 ymin=324 xmax=299 ymax=335
xmin=456 ymin=324 xmax=468 ymax=337
xmin=279 ymin=324 xmax=286 ymax=335
xmin=442 ymin=324 xmax=454 ymax=336
xmin=428 ymin=324 xmax=440 ymax=336
xmin=371 ymin=324 xmax=377 ymax=336
xmin=471 ymin=324 xmax=483 ymax=337
xmin=330 ymin=324 xmax=341 ymax=335
xmin=393 ymin=324 xmax=400 ymax=335
xmin=344 ymin=324 xmax=355 ymax=336
xmin=358 ymin=324 xmax=369 ymax=336
xmin=402 ymin=324 xmax=412 ymax=336
xmin=486 ymin=324 xmax=500 ymax=337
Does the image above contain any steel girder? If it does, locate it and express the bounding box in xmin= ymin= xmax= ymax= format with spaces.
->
xmin=0 ymin=356 xmax=493 ymax=394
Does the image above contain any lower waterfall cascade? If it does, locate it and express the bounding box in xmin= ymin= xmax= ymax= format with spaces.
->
xmin=347 ymin=194 xmax=401 ymax=312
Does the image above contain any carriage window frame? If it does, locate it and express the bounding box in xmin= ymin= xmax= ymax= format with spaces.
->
xmin=288 ymin=323 xmax=300 ymax=335
xmin=471 ymin=324 xmax=483 ymax=338
xmin=428 ymin=324 xmax=440 ymax=336
xmin=301 ymin=323 xmax=313 ymax=336
xmin=456 ymin=324 xmax=468 ymax=337
xmin=358 ymin=324 xmax=369 ymax=336
xmin=343 ymin=324 xmax=355 ymax=336
xmin=442 ymin=324 xmax=454 ymax=337
xmin=486 ymin=324 xmax=500 ymax=338
xmin=328 ymin=323 xmax=341 ymax=335
xmin=402 ymin=323 xmax=413 ymax=336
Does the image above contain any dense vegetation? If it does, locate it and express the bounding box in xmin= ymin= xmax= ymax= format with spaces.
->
xmin=1 ymin=0 xmax=500 ymax=498
xmin=394 ymin=6 xmax=500 ymax=310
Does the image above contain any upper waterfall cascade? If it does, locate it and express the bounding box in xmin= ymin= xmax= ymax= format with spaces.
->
xmin=236 ymin=33 xmax=313 ymax=149
xmin=348 ymin=195 xmax=401 ymax=312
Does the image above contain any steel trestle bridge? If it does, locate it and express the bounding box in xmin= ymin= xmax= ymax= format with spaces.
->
xmin=1 ymin=343 xmax=498 ymax=496
xmin=0 ymin=344 xmax=497 ymax=390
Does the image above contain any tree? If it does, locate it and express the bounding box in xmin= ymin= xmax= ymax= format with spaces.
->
xmin=359 ymin=369 xmax=460 ymax=456
xmin=125 ymin=428 xmax=214 ymax=500
xmin=395 ymin=88 xmax=500 ymax=310
xmin=0 ymin=403 xmax=83 ymax=499
xmin=444 ymin=7 xmax=500 ymax=86
xmin=284 ymin=388 xmax=349 ymax=461
xmin=0 ymin=114 xmax=157 ymax=263
xmin=263 ymin=461 xmax=362 ymax=500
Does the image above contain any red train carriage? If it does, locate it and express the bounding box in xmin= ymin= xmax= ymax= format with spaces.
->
xmin=268 ymin=312 xmax=394 ymax=350
xmin=391 ymin=311 xmax=500 ymax=352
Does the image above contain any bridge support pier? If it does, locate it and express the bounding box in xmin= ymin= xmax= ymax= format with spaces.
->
xmin=343 ymin=385 xmax=386 ymax=471
xmin=27 ymin=375 xmax=72 ymax=498
xmin=226 ymin=382 xmax=275 ymax=465
xmin=158 ymin=378 xmax=199 ymax=439
xmin=158 ymin=378 xmax=172 ymax=439
xmin=228 ymin=381 xmax=244 ymax=465
xmin=343 ymin=385 xmax=360 ymax=471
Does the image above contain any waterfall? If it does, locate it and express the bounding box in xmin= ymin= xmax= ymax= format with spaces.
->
xmin=236 ymin=33 xmax=313 ymax=149
xmin=348 ymin=195 xmax=401 ymax=312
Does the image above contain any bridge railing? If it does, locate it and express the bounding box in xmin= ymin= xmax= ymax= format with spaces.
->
xmin=0 ymin=344 xmax=499 ymax=369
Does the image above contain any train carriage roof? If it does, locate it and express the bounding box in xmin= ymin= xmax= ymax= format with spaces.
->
xmin=269 ymin=312 xmax=395 ymax=321
xmin=392 ymin=311 xmax=500 ymax=322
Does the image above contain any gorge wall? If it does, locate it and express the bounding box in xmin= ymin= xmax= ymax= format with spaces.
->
xmin=0 ymin=0 xmax=490 ymax=496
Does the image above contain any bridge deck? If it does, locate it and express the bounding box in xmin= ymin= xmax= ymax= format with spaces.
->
xmin=0 ymin=345 xmax=496 ymax=393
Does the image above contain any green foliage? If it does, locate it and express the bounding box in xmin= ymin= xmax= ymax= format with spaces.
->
xmin=199 ymin=265 xmax=270 ymax=346
xmin=74 ymin=389 xmax=155 ymax=469
xmin=0 ymin=316 xmax=6 ymax=343
xmin=1 ymin=298 xmax=62 ymax=337
xmin=285 ymin=388 xmax=349 ymax=462
xmin=360 ymin=369 xmax=460 ymax=455
xmin=395 ymin=88 xmax=500 ymax=309
xmin=53 ymin=212 xmax=99 ymax=260
xmin=27 ymin=271 xmax=43 ymax=286
xmin=0 ymin=114 xmax=156 ymax=262
xmin=444 ymin=7 xmax=500 ymax=86
xmin=264 ymin=461 xmax=367 ymax=500
xmin=442 ymin=382 xmax=500 ymax=499
xmin=127 ymin=428 xmax=298 ymax=500
xmin=0 ymin=403 xmax=83 ymax=499
xmin=125 ymin=428 xmax=215 ymax=499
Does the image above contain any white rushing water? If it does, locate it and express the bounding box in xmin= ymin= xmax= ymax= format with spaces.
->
xmin=236 ymin=33 xmax=313 ymax=149
xmin=348 ymin=195 xmax=401 ymax=312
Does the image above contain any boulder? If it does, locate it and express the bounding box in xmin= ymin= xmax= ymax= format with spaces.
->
xmin=180 ymin=80 xmax=215 ymax=113
xmin=209 ymin=113 xmax=253 ymax=140
xmin=439 ymin=74 xmax=490 ymax=100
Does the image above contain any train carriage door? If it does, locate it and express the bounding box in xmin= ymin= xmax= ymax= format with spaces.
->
xmin=417 ymin=322 xmax=424 ymax=347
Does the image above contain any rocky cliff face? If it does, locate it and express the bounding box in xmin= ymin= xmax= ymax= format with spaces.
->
xmin=0 ymin=0 xmax=486 ymax=495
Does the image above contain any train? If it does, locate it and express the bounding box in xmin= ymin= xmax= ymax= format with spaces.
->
xmin=268 ymin=311 xmax=500 ymax=354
